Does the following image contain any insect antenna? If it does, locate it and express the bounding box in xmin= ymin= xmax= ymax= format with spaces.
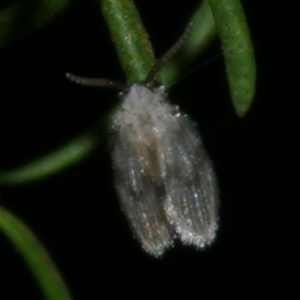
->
xmin=65 ymin=73 xmax=127 ymax=90
xmin=145 ymin=22 xmax=193 ymax=84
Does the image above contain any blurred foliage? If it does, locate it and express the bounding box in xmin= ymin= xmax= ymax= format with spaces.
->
xmin=0 ymin=1 xmax=256 ymax=299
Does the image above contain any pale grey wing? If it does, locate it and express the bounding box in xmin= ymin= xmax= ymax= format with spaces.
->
xmin=161 ymin=116 xmax=219 ymax=248
xmin=112 ymin=133 xmax=173 ymax=257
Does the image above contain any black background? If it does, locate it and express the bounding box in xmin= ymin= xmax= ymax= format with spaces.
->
xmin=1 ymin=1 xmax=288 ymax=299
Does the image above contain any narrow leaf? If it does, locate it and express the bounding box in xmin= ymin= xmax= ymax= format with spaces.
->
xmin=0 ymin=0 xmax=70 ymax=48
xmin=208 ymin=0 xmax=256 ymax=117
xmin=0 ymin=205 xmax=72 ymax=300
xmin=100 ymin=0 xmax=155 ymax=83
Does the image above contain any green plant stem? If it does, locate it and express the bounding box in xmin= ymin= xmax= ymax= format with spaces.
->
xmin=208 ymin=0 xmax=256 ymax=117
xmin=0 ymin=0 xmax=70 ymax=48
xmin=162 ymin=0 xmax=216 ymax=86
xmin=0 ymin=205 xmax=73 ymax=299
xmin=100 ymin=0 xmax=155 ymax=84
xmin=0 ymin=127 xmax=101 ymax=185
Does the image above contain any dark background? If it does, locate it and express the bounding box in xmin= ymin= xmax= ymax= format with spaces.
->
xmin=0 ymin=1 xmax=286 ymax=299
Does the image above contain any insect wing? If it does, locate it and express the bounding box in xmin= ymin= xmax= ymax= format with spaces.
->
xmin=112 ymin=132 xmax=173 ymax=257
xmin=161 ymin=115 xmax=219 ymax=248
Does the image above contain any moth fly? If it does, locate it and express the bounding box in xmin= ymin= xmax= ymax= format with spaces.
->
xmin=66 ymin=22 xmax=219 ymax=257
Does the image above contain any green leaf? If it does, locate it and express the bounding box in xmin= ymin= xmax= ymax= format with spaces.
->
xmin=0 ymin=0 xmax=70 ymax=48
xmin=208 ymin=0 xmax=256 ymax=117
xmin=100 ymin=0 xmax=155 ymax=84
xmin=0 ymin=205 xmax=73 ymax=299
xmin=0 ymin=124 xmax=105 ymax=185
xmin=162 ymin=0 xmax=216 ymax=86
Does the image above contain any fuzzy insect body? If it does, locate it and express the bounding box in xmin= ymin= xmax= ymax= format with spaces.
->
xmin=66 ymin=22 xmax=219 ymax=257
xmin=111 ymin=84 xmax=218 ymax=256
